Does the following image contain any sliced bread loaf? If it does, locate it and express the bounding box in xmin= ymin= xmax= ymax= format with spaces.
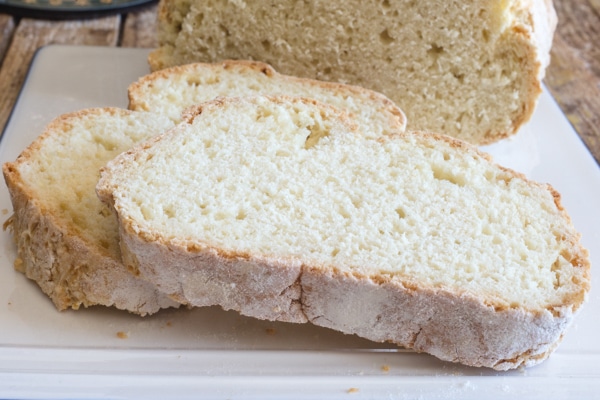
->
xmin=3 ymin=60 xmax=405 ymax=314
xmin=96 ymin=96 xmax=589 ymax=370
xmin=2 ymin=108 xmax=179 ymax=314
xmin=148 ymin=0 xmax=556 ymax=145
xmin=127 ymin=59 xmax=406 ymax=136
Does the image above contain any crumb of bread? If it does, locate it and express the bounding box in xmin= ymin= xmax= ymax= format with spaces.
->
xmin=381 ymin=365 xmax=390 ymax=373
xmin=116 ymin=331 xmax=129 ymax=339
xmin=266 ymin=328 xmax=276 ymax=335
xmin=13 ymin=258 xmax=24 ymax=273
xmin=347 ymin=388 xmax=359 ymax=394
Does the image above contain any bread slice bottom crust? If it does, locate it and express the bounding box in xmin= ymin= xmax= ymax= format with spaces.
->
xmin=118 ymin=226 xmax=576 ymax=370
xmin=3 ymin=176 xmax=178 ymax=314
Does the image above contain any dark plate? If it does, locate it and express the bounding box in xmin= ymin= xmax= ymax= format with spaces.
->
xmin=0 ymin=0 xmax=156 ymax=19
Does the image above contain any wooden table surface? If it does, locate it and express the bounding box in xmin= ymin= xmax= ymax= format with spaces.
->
xmin=0 ymin=1 xmax=599 ymax=165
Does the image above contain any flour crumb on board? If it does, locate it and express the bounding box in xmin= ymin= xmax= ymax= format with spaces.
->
xmin=381 ymin=365 xmax=390 ymax=373
xmin=347 ymin=388 xmax=359 ymax=394
xmin=116 ymin=331 xmax=129 ymax=339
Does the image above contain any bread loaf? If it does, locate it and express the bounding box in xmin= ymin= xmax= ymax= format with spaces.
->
xmin=128 ymin=59 xmax=406 ymax=136
xmin=96 ymin=95 xmax=589 ymax=370
xmin=148 ymin=0 xmax=557 ymax=145
xmin=2 ymin=108 xmax=179 ymax=314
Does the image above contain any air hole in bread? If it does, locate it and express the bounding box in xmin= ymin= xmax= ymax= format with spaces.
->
xmin=481 ymin=224 xmax=492 ymax=236
xmin=551 ymin=258 xmax=561 ymax=290
xmin=432 ymin=165 xmax=465 ymax=186
xmin=338 ymin=206 xmax=351 ymax=219
xmin=482 ymin=28 xmax=491 ymax=42
xmin=452 ymin=71 xmax=465 ymax=83
xmin=236 ymin=210 xmax=247 ymax=220
xmin=162 ymin=205 xmax=176 ymax=219
xmin=256 ymin=106 xmax=273 ymax=121
xmin=395 ymin=207 xmax=406 ymax=219
xmin=427 ymin=43 xmax=444 ymax=57
xmin=94 ymin=136 xmax=118 ymax=152
xmin=379 ymin=29 xmax=394 ymax=44
xmin=304 ymin=125 xmax=330 ymax=149
xmin=218 ymin=23 xmax=229 ymax=36
xmin=185 ymin=77 xmax=201 ymax=87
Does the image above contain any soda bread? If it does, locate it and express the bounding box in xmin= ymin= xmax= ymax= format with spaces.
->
xmin=96 ymin=96 xmax=590 ymax=370
xmin=128 ymin=59 xmax=406 ymax=135
xmin=2 ymin=108 xmax=180 ymax=314
xmin=148 ymin=0 xmax=557 ymax=145
xmin=2 ymin=62 xmax=405 ymax=314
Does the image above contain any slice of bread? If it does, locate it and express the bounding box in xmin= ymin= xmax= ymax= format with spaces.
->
xmin=148 ymin=0 xmax=556 ymax=145
xmin=2 ymin=108 xmax=180 ymax=315
xmin=127 ymin=59 xmax=406 ymax=136
xmin=97 ymin=96 xmax=589 ymax=370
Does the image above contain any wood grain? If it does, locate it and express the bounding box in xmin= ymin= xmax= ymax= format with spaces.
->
xmin=545 ymin=0 xmax=600 ymax=164
xmin=0 ymin=16 xmax=120 ymax=136
xmin=121 ymin=5 xmax=159 ymax=48
xmin=0 ymin=15 xmax=16 ymax=67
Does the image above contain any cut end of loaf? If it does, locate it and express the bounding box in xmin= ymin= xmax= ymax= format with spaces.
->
xmin=149 ymin=0 xmax=556 ymax=144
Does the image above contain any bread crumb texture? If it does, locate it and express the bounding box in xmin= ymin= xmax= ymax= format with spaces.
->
xmin=150 ymin=0 xmax=556 ymax=144
xmin=12 ymin=109 xmax=173 ymax=259
xmin=100 ymin=96 xmax=588 ymax=313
